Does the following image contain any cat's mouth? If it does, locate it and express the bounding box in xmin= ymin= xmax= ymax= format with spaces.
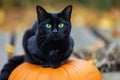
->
xmin=52 ymin=34 xmax=64 ymax=40
xmin=46 ymin=33 xmax=65 ymax=41
xmin=52 ymin=37 xmax=60 ymax=40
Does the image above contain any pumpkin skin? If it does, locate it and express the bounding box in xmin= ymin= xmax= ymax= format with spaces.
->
xmin=9 ymin=58 xmax=102 ymax=80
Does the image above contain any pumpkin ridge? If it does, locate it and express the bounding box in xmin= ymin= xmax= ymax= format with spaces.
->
xmin=34 ymin=68 xmax=45 ymax=80
xmin=92 ymin=67 xmax=98 ymax=80
xmin=21 ymin=68 xmax=35 ymax=80
xmin=68 ymin=60 xmax=84 ymax=72
xmin=8 ymin=64 xmax=23 ymax=80
xmin=64 ymin=63 xmax=81 ymax=80
xmin=38 ymin=68 xmax=54 ymax=80
xmin=61 ymin=66 xmax=70 ymax=80
xmin=94 ymin=66 xmax=102 ymax=80
xmin=67 ymin=60 xmax=95 ymax=80
xmin=50 ymin=69 xmax=55 ymax=80
xmin=86 ymin=67 xmax=95 ymax=80
xmin=67 ymin=63 xmax=83 ymax=80
xmin=13 ymin=63 xmax=31 ymax=80
xmin=49 ymin=69 xmax=53 ymax=80
xmin=20 ymin=63 xmax=40 ymax=80
xmin=51 ymin=68 xmax=66 ymax=80
xmin=60 ymin=66 xmax=70 ymax=80
xmin=94 ymin=69 xmax=99 ymax=80
xmin=83 ymin=62 xmax=98 ymax=79
xmin=25 ymin=66 xmax=43 ymax=80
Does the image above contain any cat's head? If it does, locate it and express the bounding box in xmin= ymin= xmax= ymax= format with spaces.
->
xmin=36 ymin=5 xmax=72 ymax=41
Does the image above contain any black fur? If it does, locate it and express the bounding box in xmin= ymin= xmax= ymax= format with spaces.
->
xmin=0 ymin=5 xmax=74 ymax=80
xmin=0 ymin=56 xmax=24 ymax=80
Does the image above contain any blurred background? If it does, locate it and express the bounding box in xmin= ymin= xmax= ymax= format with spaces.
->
xmin=0 ymin=0 xmax=120 ymax=80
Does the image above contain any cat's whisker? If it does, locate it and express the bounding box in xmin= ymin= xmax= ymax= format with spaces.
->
xmin=45 ymin=38 xmax=50 ymax=44
xmin=41 ymin=40 xmax=46 ymax=46
xmin=38 ymin=38 xmax=45 ymax=44
xmin=63 ymin=37 xmax=67 ymax=41
xmin=38 ymin=37 xmax=45 ymax=41
xmin=38 ymin=35 xmax=46 ymax=40
xmin=37 ymin=35 xmax=46 ymax=41
xmin=37 ymin=37 xmax=46 ymax=44
xmin=41 ymin=38 xmax=50 ymax=46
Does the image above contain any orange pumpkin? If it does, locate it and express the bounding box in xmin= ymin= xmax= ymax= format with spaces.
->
xmin=9 ymin=58 xmax=102 ymax=80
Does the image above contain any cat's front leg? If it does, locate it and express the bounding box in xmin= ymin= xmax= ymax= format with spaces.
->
xmin=50 ymin=60 xmax=61 ymax=68
xmin=39 ymin=53 xmax=50 ymax=68
xmin=49 ymin=51 xmax=61 ymax=68
xmin=40 ymin=60 xmax=50 ymax=67
xmin=50 ymin=40 xmax=74 ymax=68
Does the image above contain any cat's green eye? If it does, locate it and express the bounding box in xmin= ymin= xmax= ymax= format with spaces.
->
xmin=58 ymin=23 xmax=64 ymax=28
xmin=45 ymin=24 xmax=52 ymax=28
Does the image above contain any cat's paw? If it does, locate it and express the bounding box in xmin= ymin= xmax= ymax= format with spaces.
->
xmin=41 ymin=64 xmax=49 ymax=67
xmin=41 ymin=61 xmax=50 ymax=68
xmin=50 ymin=62 xmax=61 ymax=68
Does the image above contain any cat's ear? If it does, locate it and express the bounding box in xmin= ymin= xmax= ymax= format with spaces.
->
xmin=36 ymin=5 xmax=47 ymax=21
xmin=60 ymin=5 xmax=72 ymax=20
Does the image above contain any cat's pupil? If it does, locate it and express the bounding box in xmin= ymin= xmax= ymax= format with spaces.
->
xmin=58 ymin=23 xmax=64 ymax=28
xmin=46 ymin=24 xmax=52 ymax=28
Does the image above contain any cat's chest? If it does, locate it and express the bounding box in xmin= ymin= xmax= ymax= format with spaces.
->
xmin=47 ymin=40 xmax=68 ymax=51
xmin=47 ymin=42 xmax=60 ymax=50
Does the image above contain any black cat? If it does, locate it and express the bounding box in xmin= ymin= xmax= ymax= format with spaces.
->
xmin=0 ymin=5 xmax=74 ymax=80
